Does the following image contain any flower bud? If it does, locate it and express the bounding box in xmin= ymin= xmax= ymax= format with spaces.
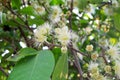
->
xmin=61 ymin=46 xmax=67 ymax=53
xmin=86 ymin=44 xmax=93 ymax=52
xmin=91 ymin=52 xmax=98 ymax=60
xmin=104 ymin=65 xmax=111 ymax=73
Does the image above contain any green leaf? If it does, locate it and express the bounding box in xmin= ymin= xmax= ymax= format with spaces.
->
xmin=52 ymin=53 xmax=68 ymax=80
xmin=7 ymin=48 xmax=37 ymax=62
xmin=78 ymin=0 xmax=87 ymax=10
xmin=7 ymin=50 xmax=55 ymax=80
xmin=89 ymin=0 xmax=103 ymax=4
xmin=19 ymin=6 xmax=35 ymax=15
xmin=52 ymin=47 xmax=61 ymax=63
xmin=11 ymin=0 xmax=21 ymax=9
xmin=113 ymin=14 xmax=120 ymax=31
xmin=28 ymin=17 xmax=45 ymax=26
xmin=114 ymin=7 xmax=120 ymax=14
xmin=50 ymin=0 xmax=64 ymax=5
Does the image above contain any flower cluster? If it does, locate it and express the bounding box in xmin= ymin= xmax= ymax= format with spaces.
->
xmin=32 ymin=0 xmax=120 ymax=79
xmin=49 ymin=6 xmax=62 ymax=23
xmin=31 ymin=1 xmax=45 ymax=15
xmin=34 ymin=22 xmax=52 ymax=45
xmin=55 ymin=26 xmax=71 ymax=46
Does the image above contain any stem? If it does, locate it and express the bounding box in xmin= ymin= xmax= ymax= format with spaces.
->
xmin=22 ymin=0 xmax=33 ymax=32
xmin=18 ymin=26 xmax=30 ymax=47
xmin=71 ymin=47 xmax=88 ymax=57
xmin=68 ymin=0 xmax=83 ymax=79
xmin=0 ymin=66 xmax=9 ymax=77
xmin=99 ymin=1 xmax=112 ymax=9
xmin=68 ymin=0 xmax=73 ymax=30
xmin=101 ymin=48 xmax=108 ymax=65
xmin=68 ymin=45 xmax=83 ymax=80
xmin=4 ymin=2 xmax=33 ymax=33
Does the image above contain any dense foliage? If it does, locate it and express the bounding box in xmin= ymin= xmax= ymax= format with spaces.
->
xmin=0 ymin=0 xmax=120 ymax=80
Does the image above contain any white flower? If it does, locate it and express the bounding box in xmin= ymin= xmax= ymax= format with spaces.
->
xmin=112 ymin=0 xmax=119 ymax=8
xmin=91 ymin=52 xmax=98 ymax=61
xmin=55 ymin=26 xmax=71 ymax=46
xmin=86 ymin=44 xmax=94 ymax=52
xmin=34 ymin=6 xmax=45 ymax=15
xmin=98 ymin=39 xmax=109 ymax=48
xmin=55 ymin=26 xmax=68 ymax=34
xmin=34 ymin=22 xmax=52 ymax=43
xmin=37 ymin=22 xmax=52 ymax=35
xmin=104 ymin=65 xmax=111 ymax=73
xmin=55 ymin=28 xmax=61 ymax=34
xmin=107 ymin=45 xmax=120 ymax=60
xmin=34 ymin=33 xmax=47 ymax=43
xmin=114 ymin=61 xmax=120 ymax=79
xmin=89 ymin=62 xmax=98 ymax=70
xmin=103 ymin=7 xmax=113 ymax=16
xmin=32 ymin=1 xmax=45 ymax=15
xmin=86 ymin=4 xmax=96 ymax=14
xmin=88 ymin=61 xmax=99 ymax=74
xmin=84 ymin=27 xmax=93 ymax=35
xmin=58 ymin=32 xmax=70 ymax=46
xmin=49 ymin=6 xmax=62 ymax=23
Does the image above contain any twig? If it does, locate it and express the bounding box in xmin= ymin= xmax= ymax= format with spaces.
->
xmin=4 ymin=2 xmax=33 ymax=33
xmin=22 ymin=0 xmax=26 ymax=6
xmin=0 ymin=66 xmax=9 ymax=77
xmin=68 ymin=0 xmax=73 ymax=30
xmin=18 ymin=26 xmax=30 ymax=47
xmin=68 ymin=0 xmax=83 ymax=80
xmin=22 ymin=0 xmax=33 ymax=32
xmin=37 ymin=0 xmax=49 ymax=13
xmin=44 ymin=42 xmax=61 ymax=49
xmin=71 ymin=47 xmax=88 ymax=57
xmin=101 ymin=48 xmax=108 ymax=65
xmin=99 ymin=1 xmax=112 ymax=9
xmin=68 ymin=45 xmax=83 ymax=80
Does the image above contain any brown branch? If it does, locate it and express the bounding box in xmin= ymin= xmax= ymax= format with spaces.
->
xmin=101 ymin=48 xmax=108 ymax=65
xmin=44 ymin=42 xmax=61 ymax=49
xmin=68 ymin=45 xmax=83 ymax=80
xmin=18 ymin=26 xmax=30 ymax=47
xmin=12 ymin=19 xmax=34 ymax=32
xmin=68 ymin=1 xmax=83 ymax=80
xmin=99 ymin=1 xmax=112 ymax=9
xmin=22 ymin=0 xmax=33 ymax=32
xmin=71 ymin=47 xmax=88 ymax=57
xmin=44 ymin=42 xmax=88 ymax=57
xmin=0 ymin=66 xmax=9 ymax=77
xmin=3 ymin=2 xmax=33 ymax=33
xmin=22 ymin=0 xmax=26 ymax=6
xmin=68 ymin=0 xmax=73 ymax=30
